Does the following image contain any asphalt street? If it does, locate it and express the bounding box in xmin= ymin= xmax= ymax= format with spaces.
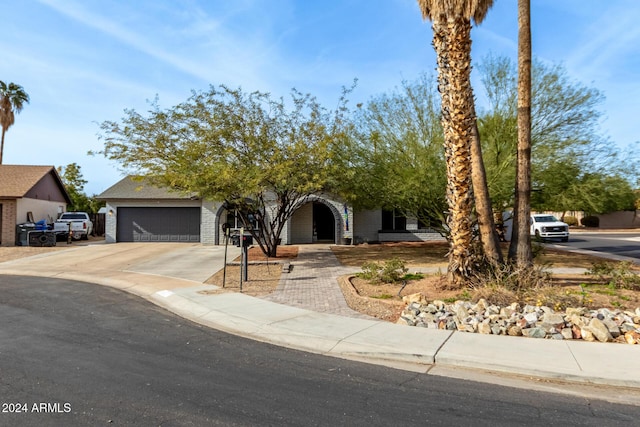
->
xmin=561 ymin=233 xmax=640 ymax=260
xmin=1 ymin=276 xmax=638 ymax=426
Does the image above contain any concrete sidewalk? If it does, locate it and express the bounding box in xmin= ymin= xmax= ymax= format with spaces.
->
xmin=1 ymin=242 xmax=639 ymax=402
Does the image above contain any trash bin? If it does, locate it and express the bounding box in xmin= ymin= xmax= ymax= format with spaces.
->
xmin=16 ymin=223 xmax=36 ymax=246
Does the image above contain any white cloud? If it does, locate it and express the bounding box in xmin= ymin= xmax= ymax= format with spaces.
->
xmin=567 ymin=11 xmax=640 ymax=81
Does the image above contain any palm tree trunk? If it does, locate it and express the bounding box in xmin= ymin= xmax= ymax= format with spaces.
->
xmin=508 ymin=0 xmax=533 ymax=267
xmin=0 ymin=127 xmax=6 ymax=164
xmin=470 ymin=114 xmax=503 ymax=266
xmin=433 ymin=17 xmax=475 ymax=287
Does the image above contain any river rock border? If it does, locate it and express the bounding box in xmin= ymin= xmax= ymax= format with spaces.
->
xmin=398 ymin=293 xmax=640 ymax=344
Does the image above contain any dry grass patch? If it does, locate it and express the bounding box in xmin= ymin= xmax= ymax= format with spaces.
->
xmin=342 ymin=272 xmax=640 ymax=322
xmin=203 ymin=245 xmax=299 ymax=297
xmin=204 ymin=264 xmax=283 ymax=297
xmin=342 ymin=274 xmax=462 ymax=322
xmin=243 ymin=245 xmax=298 ymax=262
xmin=332 ymin=242 xmax=640 ymax=321
xmin=331 ymin=241 xmax=620 ymax=269
xmin=332 ymin=241 xmax=449 ymax=267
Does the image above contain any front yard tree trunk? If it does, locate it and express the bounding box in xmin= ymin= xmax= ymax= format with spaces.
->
xmin=433 ymin=17 xmax=475 ymax=287
xmin=508 ymin=0 xmax=533 ymax=268
xmin=470 ymin=117 xmax=503 ymax=266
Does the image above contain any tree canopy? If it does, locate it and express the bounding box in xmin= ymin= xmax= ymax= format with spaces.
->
xmin=476 ymin=54 xmax=639 ymax=215
xmin=98 ymin=85 xmax=349 ymax=256
xmin=341 ymin=55 xmax=637 ymax=241
xmin=336 ymin=74 xmax=447 ymax=232
xmin=57 ymin=163 xmax=104 ymax=213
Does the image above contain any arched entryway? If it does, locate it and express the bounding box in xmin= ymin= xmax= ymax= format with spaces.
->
xmin=289 ymin=199 xmax=341 ymax=244
xmin=313 ymin=202 xmax=335 ymax=242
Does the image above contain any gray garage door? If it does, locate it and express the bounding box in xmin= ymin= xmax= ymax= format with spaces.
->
xmin=116 ymin=207 xmax=201 ymax=242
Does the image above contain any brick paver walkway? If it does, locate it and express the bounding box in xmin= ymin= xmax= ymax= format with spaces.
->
xmin=261 ymin=245 xmax=374 ymax=319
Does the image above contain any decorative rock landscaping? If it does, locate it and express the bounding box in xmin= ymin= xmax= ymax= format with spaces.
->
xmin=397 ymin=293 xmax=640 ymax=344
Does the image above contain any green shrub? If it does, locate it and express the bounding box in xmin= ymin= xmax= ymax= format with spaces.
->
xmin=581 ymin=215 xmax=600 ymax=227
xmin=586 ymin=260 xmax=640 ymax=290
xmin=562 ymin=215 xmax=578 ymax=226
xmin=358 ymin=261 xmax=382 ymax=281
xmin=379 ymin=257 xmax=408 ymax=283
xmin=357 ymin=257 xmax=409 ymax=283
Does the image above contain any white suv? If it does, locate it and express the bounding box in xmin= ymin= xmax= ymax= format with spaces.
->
xmin=530 ymin=214 xmax=569 ymax=242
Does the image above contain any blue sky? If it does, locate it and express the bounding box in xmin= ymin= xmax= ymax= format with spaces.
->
xmin=2 ymin=0 xmax=639 ymax=195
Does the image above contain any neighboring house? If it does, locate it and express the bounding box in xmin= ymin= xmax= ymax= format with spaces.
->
xmin=97 ymin=176 xmax=444 ymax=245
xmin=0 ymin=165 xmax=71 ymax=246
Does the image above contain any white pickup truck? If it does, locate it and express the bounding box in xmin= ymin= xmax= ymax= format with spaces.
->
xmin=53 ymin=212 xmax=94 ymax=240
xmin=530 ymin=214 xmax=569 ymax=242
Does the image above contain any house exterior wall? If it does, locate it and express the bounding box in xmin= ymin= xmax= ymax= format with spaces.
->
xmin=0 ymin=199 xmax=17 ymax=246
xmin=406 ymin=217 xmax=419 ymax=231
xmin=17 ymin=198 xmax=65 ymax=224
xmin=24 ymin=174 xmax=68 ymax=203
xmin=353 ymin=210 xmax=381 ymax=244
xmin=0 ymin=198 xmax=65 ymax=246
xmin=290 ymin=203 xmax=313 ymax=244
xmin=352 ymin=209 xmax=445 ymax=243
xmin=378 ymin=231 xmax=446 ymax=242
xmin=377 ymin=216 xmax=445 ymax=242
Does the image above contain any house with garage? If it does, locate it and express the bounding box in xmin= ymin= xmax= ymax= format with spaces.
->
xmin=0 ymin=165 xmax=71 ymax=246
xmin=97 ymin=176 xmax=444 ymax=245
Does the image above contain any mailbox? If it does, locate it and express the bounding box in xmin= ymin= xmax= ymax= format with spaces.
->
xmin=231 ymin=233 xmax=253 ymax=247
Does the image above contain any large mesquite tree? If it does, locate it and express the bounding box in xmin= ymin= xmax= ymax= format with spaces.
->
xmin=98 ymin=86 xmax=348 ymax=257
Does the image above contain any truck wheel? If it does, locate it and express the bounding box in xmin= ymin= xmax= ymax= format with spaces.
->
xmin=562 ymin=237 xmax=569 ymax=242
xmin=82 ymin=233 xmax=89 ymax=240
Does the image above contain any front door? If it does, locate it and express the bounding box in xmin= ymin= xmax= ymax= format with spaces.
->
xmin=313 ymin=203 xmax=335 ymax=242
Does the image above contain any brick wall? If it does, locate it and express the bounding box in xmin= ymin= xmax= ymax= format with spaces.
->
xmin=201 ymin=201 xmax=220 ymax=245
xmin=104 ymin=203 xmax=116 ymax=243
xmin=0 ymin=200 xmax=17 ymax=246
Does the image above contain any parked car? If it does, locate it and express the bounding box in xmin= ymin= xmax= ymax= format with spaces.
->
xmin=530 ymin=214 xmax=569 ymax=242
xmin=53 ymin=212 xmax=94 ymax=240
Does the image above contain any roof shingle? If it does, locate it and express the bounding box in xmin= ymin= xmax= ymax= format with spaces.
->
xmin=97 ymin=176 xmax=197 ymax=200
xmin=0 ymin=165 xmax=60 ymax=198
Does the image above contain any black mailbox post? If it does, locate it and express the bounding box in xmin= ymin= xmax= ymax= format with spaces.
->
xmin=231 ymin=232 xmax=253 ymax=286
xmin=231 ymin=234 xmax=253 ymax=247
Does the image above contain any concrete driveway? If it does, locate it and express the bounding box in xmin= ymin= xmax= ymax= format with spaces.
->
xmin=0 ymin=242 xmax=241 ymax=287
